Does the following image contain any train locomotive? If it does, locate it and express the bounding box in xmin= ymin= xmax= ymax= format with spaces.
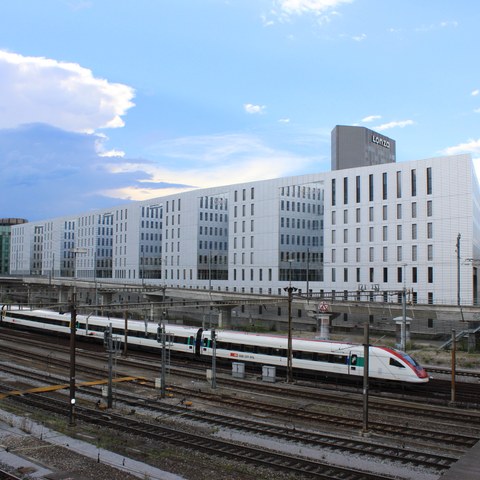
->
xmin=1 ymin=305 xmax=429 ymax=384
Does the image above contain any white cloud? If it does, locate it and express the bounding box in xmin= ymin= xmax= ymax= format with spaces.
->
xmin=352 ymin=33 xmax=367 ymax=42
xmin=373 ymin=120 xmax=414 ymax=131
xmin=277 ymin=0 xmax=353 ymax=16
xmin=244 ymin=103 xmax=266 ymax=114
xmin=279 ymin=118 xmax=291 ymax=123
xmin=442 ymin=139 xmax=480 ymax=156
xmin=102 ymin=133 xmax=314 ymax=200
xmin=361 ymin=115 xmax=381 ymax=123
xmin=472 ymin=89 xmax=479 ymax=97
xmin=475 ymin=108 xmax=480 ymax=113
xmin=0 ymin=50 xmax=135 ymax=133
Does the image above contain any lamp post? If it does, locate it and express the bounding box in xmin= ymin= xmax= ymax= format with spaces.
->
xmin=457 ymin=234 xmax=461 ymax=306
xmin=69 ymin=247 xmax=87 ymax=427
xmin=283 ymin=257 xmax=297 ymax=383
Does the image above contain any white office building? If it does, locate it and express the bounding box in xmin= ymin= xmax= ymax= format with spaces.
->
xmin=10 ymin=121 xmax=480 ymax=309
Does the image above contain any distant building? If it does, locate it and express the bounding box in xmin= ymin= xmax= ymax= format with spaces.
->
xmin=10 ymin=152 xmax=480 ymax=306
xmin=331 ymin=125 xmax=396 ymax=170
xmin=0 ymin=218 xmax=27 ymax=275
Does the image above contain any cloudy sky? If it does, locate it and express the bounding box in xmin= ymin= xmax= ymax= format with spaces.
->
xmin=1 ymin=1 xmax=479 ymax=221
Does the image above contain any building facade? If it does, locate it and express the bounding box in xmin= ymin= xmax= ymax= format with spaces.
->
xmin=331 ymin=125 xmax=396 ymax=171
xmin=10 ymin=153 xmax=480 ymax=306
xmin=0 ymin=218 xmax=27 ymax=275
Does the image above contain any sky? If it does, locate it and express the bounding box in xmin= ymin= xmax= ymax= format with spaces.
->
xmin=0 ymin=0 xmax=479 ymax=222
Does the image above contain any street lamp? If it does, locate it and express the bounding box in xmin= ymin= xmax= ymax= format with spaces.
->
xmin=283 ymin=257 xmax=297 ymax=383
xmin=69 ymin=247 xmax=87 ymax=427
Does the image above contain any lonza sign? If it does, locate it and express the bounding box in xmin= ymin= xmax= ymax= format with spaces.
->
xmin=371 ymin=134 xmax=391 ymax=149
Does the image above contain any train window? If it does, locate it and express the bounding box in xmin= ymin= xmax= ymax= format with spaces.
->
xmin=389 ymin=358 xmax=405 ymax=368
xmin=330 ymin=355 xmax=347 ymax=364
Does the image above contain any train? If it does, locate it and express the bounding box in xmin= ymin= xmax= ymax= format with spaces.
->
xmin=1 ymin=305 xmax=429 ymax=384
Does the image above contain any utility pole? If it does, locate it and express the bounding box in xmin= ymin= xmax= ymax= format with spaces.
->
xmin=451 ymin=329 xmax=456 ymax=405
xmin=401 ymin=264 xmax=407 ymax=351
xmin=362 ymin=321 xmax=370 ymax=434
xmin=161 ymin=324 xmax=166 ymax=398
xmin=211 ymin=329 xmax=217 ymax=389
xmin=123 ymin=305 xmax=128 ymax=357
xmin=283 ymin=281 xmax=297 ymax=383
xmin=69 ymin=293 xmax=77 ymax=427
xmin=104 ymin=323 xmax=113 ymax=408
xmin=457 ymin=234 xmax=461 ymax=306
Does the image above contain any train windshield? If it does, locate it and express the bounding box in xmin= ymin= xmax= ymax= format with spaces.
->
xmin=399 ymin=351 xmax=421 ymax=368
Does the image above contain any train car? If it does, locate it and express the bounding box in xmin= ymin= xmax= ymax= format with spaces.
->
xmin=1 ymin=306 xmax=428 ymax=384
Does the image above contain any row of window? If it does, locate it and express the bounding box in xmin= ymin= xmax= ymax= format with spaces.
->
xmin=331 ymin=244 xmax=433 ymax=263
xmin=331 ymin=167 xmax=432 ymax=206
xmin=329 ymin=266 xmax=434 ymax=284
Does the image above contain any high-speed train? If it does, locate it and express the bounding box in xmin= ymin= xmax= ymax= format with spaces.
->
xmin=1 ymin=306 xmax=429 ymax=384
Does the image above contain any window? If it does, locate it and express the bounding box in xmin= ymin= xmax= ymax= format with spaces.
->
xmin=427 ymin=244 xmax=433 ymax=261
xmin=369 ymin=247 xmax=374 ymax=262
xmin=356 ymin=248 xmax=361 ymax=262
xmin=412 ymin=245 xmax=417 ymax=261
xmin=356 ymin=176 xmax=361 ymax=203
xmin=428 ymin=267 xmax=433 ymax=283
xmin=383 ymin=226 xmax=388 ymax=241
xmin=396 ymin=171 xmax=402 ymax=198
xmin=397 ymin=225 xmax=402 ymax=241
xmin=411 ymin=202 xmax=417 ymax=219
xmin=343 ymin=229 xmax=348 ymax=243
xmin=356 ymin=208 xmax=361 ymax=223
xmin=397 ymin=246 xmax=402 ymax=261
xmin=343 ymin=177 xmax=348 ymax=204
xmin=344 ymin=268 xmax=348 ymax=282
xmin=356 ymin=228 xmax=361 ymax=243
xmin=369 ymin=227 xmax=374 ymax=242
xmin=343 ymin=209 xmax=348 ymax=224
xmin=412 ymin=267 xmax=417 ymax=283
xmin=383 ymin=267 xmax=388 ymax=282
xmin=382 ymin=172 xmax=388 ymax=200
xmin=332 ymin=230 xmax=336 ymax=244
xmin=411 ymin=169 xmax=417 ymax=196
xmin=427 ymin=200 xmax=433 ymax=217
xmin=383 ymin=205 xmax=387 ymax=220
xmin=396 ymin=204 xmax=402 ymax=220
xmin=369 ymin=174 xmax=374 ymax=201
xmin=331 ymin=179 xmax=336 ymax=206
xmin=383 ymin=246 xmax=388 ymax=261
xmin=369 ymin=207 xmax=374 ymax=222
xmin=390 ymin=358 xmax=405 ymax=368
xmin=427 ymin=222 xmax=433 ymax=239
xmin=343 ymin=248 xmax=348 ymax=262
xmin=331 ymin=210 xmax=336 ymax=225
xmin=412 ymin=224 xmax=417 ymax=240
xmin=426 ymin=167 xmax=432 ymax=195
xmin=397 ymin=267 xmax=403 ymax=283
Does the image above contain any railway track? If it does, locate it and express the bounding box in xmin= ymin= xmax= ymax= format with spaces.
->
xmin=0 ymin=360 xmax=468 ymax=475
xmin=2 ymin=334 xmax=480 ymax=439
xmin=0 ymin=381 xmax=406 ymax=480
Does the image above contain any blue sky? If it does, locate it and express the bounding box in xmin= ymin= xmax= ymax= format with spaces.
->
xmin=0 ymin=0 xmax=478 ymax=221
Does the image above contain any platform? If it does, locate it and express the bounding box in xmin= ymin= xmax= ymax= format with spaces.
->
xmin=439 ymin=439 xmax=480 ymax=479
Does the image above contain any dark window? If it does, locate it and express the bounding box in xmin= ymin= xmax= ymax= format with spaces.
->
xmin=382 ymin=172 xmax=387 ymax=200
xmin=426 ymin=167 xmax=432 ymax=195
xmin=389 ymin=358 xmax=405 ymax=368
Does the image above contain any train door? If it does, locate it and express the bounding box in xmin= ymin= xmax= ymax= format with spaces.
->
xmin=348 ymin=352 xmax=364 ymax=375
